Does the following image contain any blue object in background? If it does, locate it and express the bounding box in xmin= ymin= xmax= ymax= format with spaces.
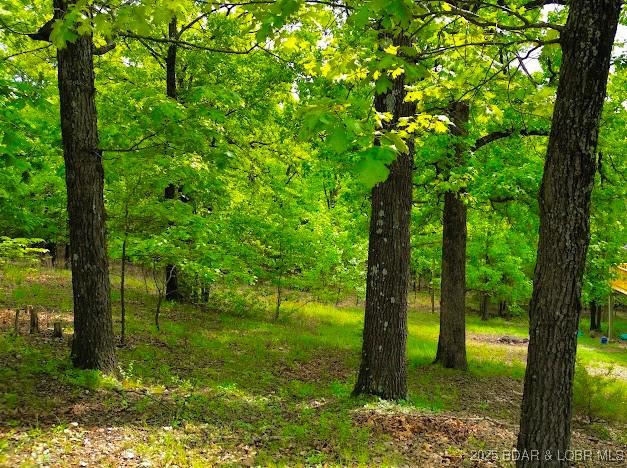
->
xmin=620 ymin=333 xmax=627 ymax=341
xmin=577 ymin=330 xmax=584 ymax=337
xmin=600 ymin=336 xmax=608 ymax=344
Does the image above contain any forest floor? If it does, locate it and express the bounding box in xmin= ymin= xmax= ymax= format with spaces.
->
xmin=0 ymin=265 xmax=625 ymax=467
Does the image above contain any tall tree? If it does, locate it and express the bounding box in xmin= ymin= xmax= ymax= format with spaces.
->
xmin=52 ymin=0 xmax=116 ymax=370
xmin=164 ymin=16 xmax=182 ymax=301
xmin=434 ymin=101 xmax=469 ymax=370
xmin=516 ymin=0 xmax=623 ymax=464
xmin=353 ymin=34 xmax=416 ymax=401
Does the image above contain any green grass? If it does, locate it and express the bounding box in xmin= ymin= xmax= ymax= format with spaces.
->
xmin=0 ymin=265 xmax=625 ymax=466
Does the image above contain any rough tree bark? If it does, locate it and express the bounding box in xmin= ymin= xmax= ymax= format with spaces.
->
xmin=54 ymin=0 xmax=116 ymax=371
xmin=164 ymin=16 xmax=181 ymax=301
xmin=353 ymin=36 xmax=416 ymax=401
xmin=434 ymin=102 xmax=469 ymax=370
xmin=516 ymin=1 xmax=622 ymax=465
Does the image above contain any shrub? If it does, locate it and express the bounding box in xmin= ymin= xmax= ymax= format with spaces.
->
xmin=573 ymin=360 xmax=626 ymax=424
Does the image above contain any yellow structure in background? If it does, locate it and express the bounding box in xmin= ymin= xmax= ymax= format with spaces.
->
xmin=611 ymin=264 xmax=627 ymax=295
xmin=608 ymin=264 xmax=627 ymax=342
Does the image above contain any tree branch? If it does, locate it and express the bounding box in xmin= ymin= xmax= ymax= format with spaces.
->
xmin=120 ymin=32 xmax=258 ymax=54
xmin=472 ymin=128 xmax=549 ymax=151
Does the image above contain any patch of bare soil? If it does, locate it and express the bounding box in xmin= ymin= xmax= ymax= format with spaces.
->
xmin=586 ymin=363 xmax=627 ymax=381
xmin=470 ymin=333 xmax=529 ymax=346
xmin=354 ymin=408 xmax=515 ymax=467
xmin=353 ymin=409 xmax=627 ymax=467
xmin=274 ymin=351 xmax=353 ymax=383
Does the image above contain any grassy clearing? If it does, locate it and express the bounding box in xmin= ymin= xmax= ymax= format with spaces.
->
xmin=0 ymin=265 xmax=625 ymax=466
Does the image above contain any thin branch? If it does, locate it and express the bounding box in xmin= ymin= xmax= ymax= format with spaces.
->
xmin=178 ymin=11 xmax=215 ymax=37
xmin=472 ymin=128 xmax=549 ymax=151
xmin=521 ymin=0 xmax=568 ymax=9
xmin=0 ymin=18 xmax=38 ymax=36
xmin=93 ymin=42 xmax=116 ymax=55
xmin=438 ymin=2 xmax=564 ymax=32
xmin=120 ymin=32 xmax=258 ymax=54
xmin=0 ymin=44 xmax=52 ymax=62
xmin=100 ymin=130 xmax=164 ymax=153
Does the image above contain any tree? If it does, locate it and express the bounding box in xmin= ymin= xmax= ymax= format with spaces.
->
xmin=434 ymin=102 xmax=469 ymax=370
xmin=46 ymin=0 xmax=117 ymax=370
xmin=353 ymin=33 xmax=416 ymax=401
xmin=517 ymin=0 xmax=623 ymax=464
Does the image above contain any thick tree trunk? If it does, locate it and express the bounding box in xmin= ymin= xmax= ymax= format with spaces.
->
xmin=55 ymin=0 xmax=116 ymax=371
xmin=434 ymin=102 xmax=469 ymax=370
xmin=516 ymin=1 xmax=622 ymax=465
xmin=353 ymin=37 xmax=416 ymax=400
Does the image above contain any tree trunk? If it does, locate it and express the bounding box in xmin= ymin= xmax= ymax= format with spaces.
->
xmin=480 ymin=293 xmax=490 ymax=321
xmin=435 ymin=190 xmax=468 ymax=368
xmin=46 ymin=243 xmax=57 ymax=267
xmin=353 ymin=36 xmax=416 ymax=400
xmin=55 ymin=0 xmax=116 ymax=371
xmin=64 ymin=243 xmax=70 ymax=268
xmin=166 ymin=17 xmax=178 ymax=100
xmin=13 ymin=309 xmax=20 ymax=335
xmin=164 ymin=17 xmax=181 ymax=302
xmin=29 ymin=306 xmax=39 ymax=334
xmin=120 ymin=235 xmax=127 ymax=345
xmin=589 ymin=301 xmax=601 ymax=332
xmin=430 ymin=258 xmax=436 ymax=313
xmin=164 ymin=264 xmax=180 ymax=301
xmin=53 ymin=321 xmax=63 ymax=338
xmin=274 ymin=278 xmax=282 ymax=321
xmin=516 ymin=1 xmax=622 ymax=465
xmin=498 ymin=300 xmax=509 ymax=318
xmin=434 ymin=102 xmax=469 ymax=370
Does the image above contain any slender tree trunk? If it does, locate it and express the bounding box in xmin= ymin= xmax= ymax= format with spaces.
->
xmin=435 ymin=102 xmax=469 ymax=370
xmin=589 ymin=301 xmax=601 ymax=332
xmin=13 ymin=309 xmax=20 ymax=335
xmin=430 ymin=258 xmax=436 ymax=313
xmin=480 ymin=293 xmax=490 ymax=321
xmin=64 ymin=243 xmax=70 ymax=269
xmin=153 ymin=263 xmax=164 ymax=331
xmin=498 ymin=300 xmax=509 ymax=318
xmin=166 ymin=17 xmax=178 ymax=100
xmin=29 ymin=306 xmax=39 ymax=334
xmin=155 ymin=293 xmax=162 ymax=331
xmin=516 ymin=1 xmax=622 ymax=465
xmin=353 ymin=35 xmax=416 ymax=400
xmin=164 ymin=17 xmax=181 ymax=302
xmin=54 ymin=0 xmax=116 ymax=371
xmin=274 ymin=279 xmax=282 ymax=321
xmin=120 ymin=235 xmax=127 ymax=346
